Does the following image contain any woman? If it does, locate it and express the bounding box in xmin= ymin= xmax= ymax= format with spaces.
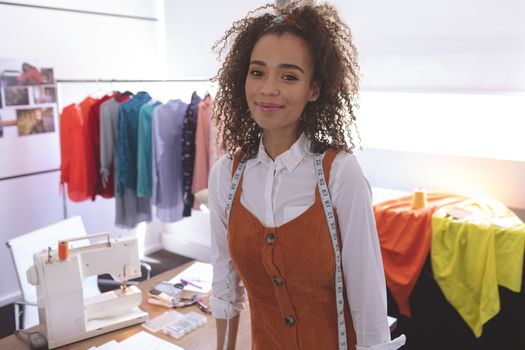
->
xmin=209 ymin=1 xmax=406 ymax=349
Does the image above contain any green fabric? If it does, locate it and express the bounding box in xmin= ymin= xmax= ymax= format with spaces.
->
xmin=137 ymin=101 xmax=162 ymax=197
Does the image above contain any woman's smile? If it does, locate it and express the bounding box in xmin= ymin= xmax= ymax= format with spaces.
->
xmin=255 ymin=101 xmax=284 ymax=113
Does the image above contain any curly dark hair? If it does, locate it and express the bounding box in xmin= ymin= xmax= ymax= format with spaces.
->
xmin=212 ymin=1 xmax=361 ymax=162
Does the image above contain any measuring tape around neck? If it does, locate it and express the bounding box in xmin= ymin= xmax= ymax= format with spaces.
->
xmin=223 ymin=159 xmax=246 ymax=350
xmin=314 ymin=153 xmax=347 ymax=350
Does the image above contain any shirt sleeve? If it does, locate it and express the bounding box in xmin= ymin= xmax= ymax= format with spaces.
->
xmin=99 ymin=102 xmax=112 ymax=186
xmin=209 ymin=155 xmax=247 ymax=319
xmin=151 ymin=107 xmax=160 ymax=205
xmin=330 ymin=152 xmax=406 ymax=349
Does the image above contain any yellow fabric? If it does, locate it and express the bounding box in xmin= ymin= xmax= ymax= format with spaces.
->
xmin=431 ymin=199 xmax=525 ymax=337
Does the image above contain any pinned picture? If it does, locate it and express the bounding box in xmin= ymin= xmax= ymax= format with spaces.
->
xmin=40 ymin=68 xmax=55 ymax=84
xmin=33 ymin=85 xmax=57 ymax=103
xmin=17 ymin=62 xmax=43 ymax=85
xmin=16 ymin=107 xmax=55 ymax=136
xmin=5 ymin=86 xmax=30 ymax=106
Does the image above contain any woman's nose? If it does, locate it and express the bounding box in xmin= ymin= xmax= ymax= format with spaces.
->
xmin=260 ymin=78 xmax=280 ymax=96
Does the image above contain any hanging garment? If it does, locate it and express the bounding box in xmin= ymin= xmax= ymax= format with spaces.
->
xmin=373 ymin=193 xmax=465 ymax=317
xmin=209 ymin=111 xmax=225 ymax=168
xmin=99 ymin=94 xmax=131 ymax=197
xmin=59 ymin=97 xmax=98 ymax=202
xmin=60 ymin=103 xmax=90 ymax=202
xmin=86 ymin=94 xmax=115 ymax=200
xmin=181 ymin=92 xmax=202 ymax=216
xmin=432 ymin=199 xmax=525 ymax=337
xmin=116 ymin=91 xmax=151 ymax=196
xmin=137 ymin=100 xmax=162 ymax=198
xmin=192 ymin=95 xmax=213 ymax=199
xmin=101 ymin=92 xmax=151 ymax=228
xmin=152 ymin=99 xmax=187 ymax=222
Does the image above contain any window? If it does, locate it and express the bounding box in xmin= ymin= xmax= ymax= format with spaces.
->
xmin=356 ymin=91 xmax=525 ymax=161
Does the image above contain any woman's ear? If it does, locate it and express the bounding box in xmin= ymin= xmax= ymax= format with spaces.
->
xmin=309 ymin=81 xmax=320 ymax=102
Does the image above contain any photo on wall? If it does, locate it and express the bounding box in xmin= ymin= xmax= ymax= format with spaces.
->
xmin=5 ymin=86 xmax=30 ymax=106
xmin=0 ymin=58 xmax=59 ymax=178
xmin=40 ymin=68 xmax=55 ymax=84
xmin=16 ymin=107 xmax=55 ymax=136
xmin=0 ymin=59 xmax=57 ymax=138
xmin=33 ymin=85 xmax=57 ymax=103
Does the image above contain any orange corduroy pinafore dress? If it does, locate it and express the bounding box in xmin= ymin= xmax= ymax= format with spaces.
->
xmin=228 ymin=149 xmax=357 ymax=350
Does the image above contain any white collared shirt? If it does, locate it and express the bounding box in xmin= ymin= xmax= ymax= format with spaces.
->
xmin=209 ymin=133 xmax=406 ymax=349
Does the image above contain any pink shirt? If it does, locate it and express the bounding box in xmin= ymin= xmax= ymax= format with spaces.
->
xmin=192 ymin=96 xmax=213 ymax=201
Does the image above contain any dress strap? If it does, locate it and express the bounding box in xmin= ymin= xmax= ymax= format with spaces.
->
xmin=322 ymin=148 xmax=340 ymax=184
xmin=314 ymin=149 xmax=347 ymax=350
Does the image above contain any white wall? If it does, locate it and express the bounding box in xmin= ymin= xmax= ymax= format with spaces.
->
xmin=356 ymin=149 xmax=525 ymax=218
xmin=0 ymin=0 xmax=166 ymax=307
xmin=165 ymin=0 xmax=525 ymax=91
xmin=337 ymin=0 xmax=525 ymax=92
xmin=0 ymin=172 xmax=64 ymax=306
xmin=164 ymin=0 xmax=265 ymax=79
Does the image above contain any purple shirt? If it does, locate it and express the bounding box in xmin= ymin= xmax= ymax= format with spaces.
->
xmin=152 ymin=99 xmax=188 ymax=222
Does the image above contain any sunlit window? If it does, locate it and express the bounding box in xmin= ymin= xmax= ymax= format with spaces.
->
xmin=356 ymin=91 xmax=525 ymax=161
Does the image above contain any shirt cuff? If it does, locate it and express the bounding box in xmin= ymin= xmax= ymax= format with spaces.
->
xmin=100 ymin=168 xmax=109 ymax=187
xmin=210 ymin=296 xmax=246 ymax=320
xmin=356 ymin=335 xmax=406 ymax=350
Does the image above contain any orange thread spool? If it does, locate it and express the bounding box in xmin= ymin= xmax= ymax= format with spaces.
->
xmin=58 ymin=241 xmax=69 ymax=260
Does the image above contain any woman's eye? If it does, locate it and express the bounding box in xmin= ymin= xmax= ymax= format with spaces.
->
xmin=282 ymin=75 xmax=298 ymax=81
xmin=250 ymin=70 xmax=263 ymax=77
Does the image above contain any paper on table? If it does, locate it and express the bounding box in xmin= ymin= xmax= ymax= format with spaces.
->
xmin=118 ymin=331 xmax=184 ymax=350
xmin=88 ymin=340 xmax=119 ymax=350
xmin=168 ymin=262 xmax=213 ymax=293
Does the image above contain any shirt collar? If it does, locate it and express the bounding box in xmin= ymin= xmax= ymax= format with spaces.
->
xmin=245 ymin=132 xmax=310 ymax=172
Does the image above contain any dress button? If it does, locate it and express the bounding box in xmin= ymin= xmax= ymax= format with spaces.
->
xmin=266 ymin=233 xmax=275 ymax=244
xmin=272 ymin=276 xmax=283 ymax=286
xmin=284 ymin=315 xmax=296 ymax=326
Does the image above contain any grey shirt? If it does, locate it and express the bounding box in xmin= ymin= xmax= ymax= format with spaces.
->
xmin=99 ymin=96 xmax=152 ymax=228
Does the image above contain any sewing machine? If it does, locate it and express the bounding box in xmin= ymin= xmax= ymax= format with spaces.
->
xmin=26 ymin=233 xmax=149 ymax=349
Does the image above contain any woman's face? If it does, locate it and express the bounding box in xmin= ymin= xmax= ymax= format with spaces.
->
xmin=245 ymin=32 xmax=319 ymax=137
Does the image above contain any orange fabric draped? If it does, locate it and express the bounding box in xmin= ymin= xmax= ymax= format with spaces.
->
xmin=373 ymin=193 xmax=465 ymax=316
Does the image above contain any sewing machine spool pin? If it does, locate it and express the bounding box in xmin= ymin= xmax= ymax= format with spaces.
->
xmin=121 ymin=264 xmax=129 ymax=292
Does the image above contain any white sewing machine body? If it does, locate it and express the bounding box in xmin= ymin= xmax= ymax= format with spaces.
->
xmin=26 ymin=233 xmax=149 ymax=349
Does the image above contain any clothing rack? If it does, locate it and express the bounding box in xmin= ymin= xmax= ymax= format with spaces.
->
xmin=55 ymin=78 xmax=213 ymax=219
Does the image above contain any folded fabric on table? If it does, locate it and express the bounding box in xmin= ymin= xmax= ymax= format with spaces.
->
xmin=432 ymin=199 xmax=525 ymax=337
xmin=374 ymin=193 xmax=466 ymax=317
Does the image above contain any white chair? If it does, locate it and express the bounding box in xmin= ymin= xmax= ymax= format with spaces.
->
xmin=5 ymin=216 xmax=100 ymax=330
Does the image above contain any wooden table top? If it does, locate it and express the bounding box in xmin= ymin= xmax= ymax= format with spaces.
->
xmin=0 ymin=261 xmax=252 ymax=349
